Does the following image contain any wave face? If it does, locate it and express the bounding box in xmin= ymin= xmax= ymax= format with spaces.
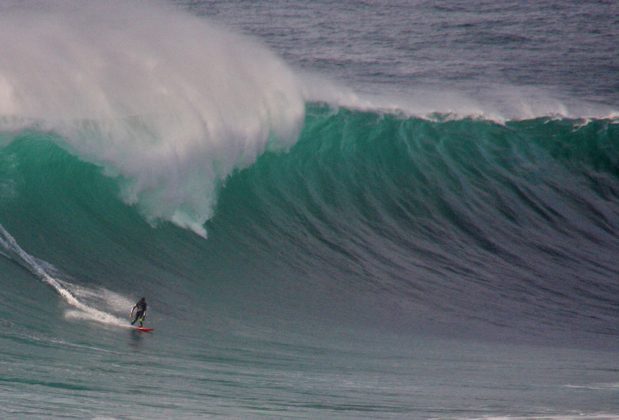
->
xmin=213 ymin=108 xmax=619 ymax=339
xmin=1 ymin=106 xmax=618 ymax=343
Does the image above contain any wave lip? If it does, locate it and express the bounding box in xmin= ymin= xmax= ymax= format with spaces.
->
xmin=0 ymin=0 xmax=304 ymax=236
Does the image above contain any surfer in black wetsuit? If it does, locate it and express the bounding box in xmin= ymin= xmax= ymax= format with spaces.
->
xmin=131 ymin=297 xmax=147 ymax=326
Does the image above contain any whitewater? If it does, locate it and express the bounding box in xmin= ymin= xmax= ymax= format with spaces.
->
xmin=1 ymin=0 xmax=618 ymax=418
xmin=0 ymin=0 xmax=306 ymax=237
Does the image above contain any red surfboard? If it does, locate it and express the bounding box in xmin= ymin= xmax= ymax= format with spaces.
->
xmin=134 ymin=326 xmax=154 ymax=332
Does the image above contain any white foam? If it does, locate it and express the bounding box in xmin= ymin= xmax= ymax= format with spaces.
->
xmin=0 ymin=0 xmax=304 ymax=236
xmin=299 ymin=71 xmax=619 ymax=123
xmin=565 ymin=383 xmax=619 ymax=391
xmin=0 ymin=224 xmax=130 ymax=328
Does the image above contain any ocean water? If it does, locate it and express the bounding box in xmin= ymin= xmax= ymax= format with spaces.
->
xmin=0 ymin=0 xmax=618 ymax=418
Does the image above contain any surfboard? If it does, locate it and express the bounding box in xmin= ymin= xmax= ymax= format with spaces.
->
xmin=133 ymin=326 xmax=154 ymax=332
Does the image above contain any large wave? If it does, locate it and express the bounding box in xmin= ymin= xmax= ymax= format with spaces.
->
xmin=1 ymin=0 xmax=618 ymax=344
xmin=1 ymin=106 xmax=618 ymax=339
xmin=2 ymin=1 xmax=617 ymax=239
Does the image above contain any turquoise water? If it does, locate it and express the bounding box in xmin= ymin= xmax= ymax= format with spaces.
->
xmin=1 ymin=0 xmax=618 ymax=418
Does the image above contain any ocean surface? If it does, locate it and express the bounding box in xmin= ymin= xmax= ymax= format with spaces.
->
xmin=1 ymin=0 xmax=618 ymax=418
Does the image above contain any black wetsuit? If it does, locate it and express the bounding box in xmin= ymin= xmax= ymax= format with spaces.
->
xmin=131 ymin=300 xmax=147 ymax=326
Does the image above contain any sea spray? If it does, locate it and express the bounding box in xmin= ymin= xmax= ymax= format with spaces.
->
xmin=0 ymin=0 xmax=304 ymax=236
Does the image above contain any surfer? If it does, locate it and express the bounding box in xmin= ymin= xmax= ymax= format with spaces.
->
xmin=130 ymin=297 xmax=148 ymax=327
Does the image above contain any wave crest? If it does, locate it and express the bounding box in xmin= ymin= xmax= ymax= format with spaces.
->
xmin=0 ymin=0 xmax=304 ymax=236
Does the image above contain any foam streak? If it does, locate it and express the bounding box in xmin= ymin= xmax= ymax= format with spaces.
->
xmin=0 ymin=224 xmax=128 ymax=327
